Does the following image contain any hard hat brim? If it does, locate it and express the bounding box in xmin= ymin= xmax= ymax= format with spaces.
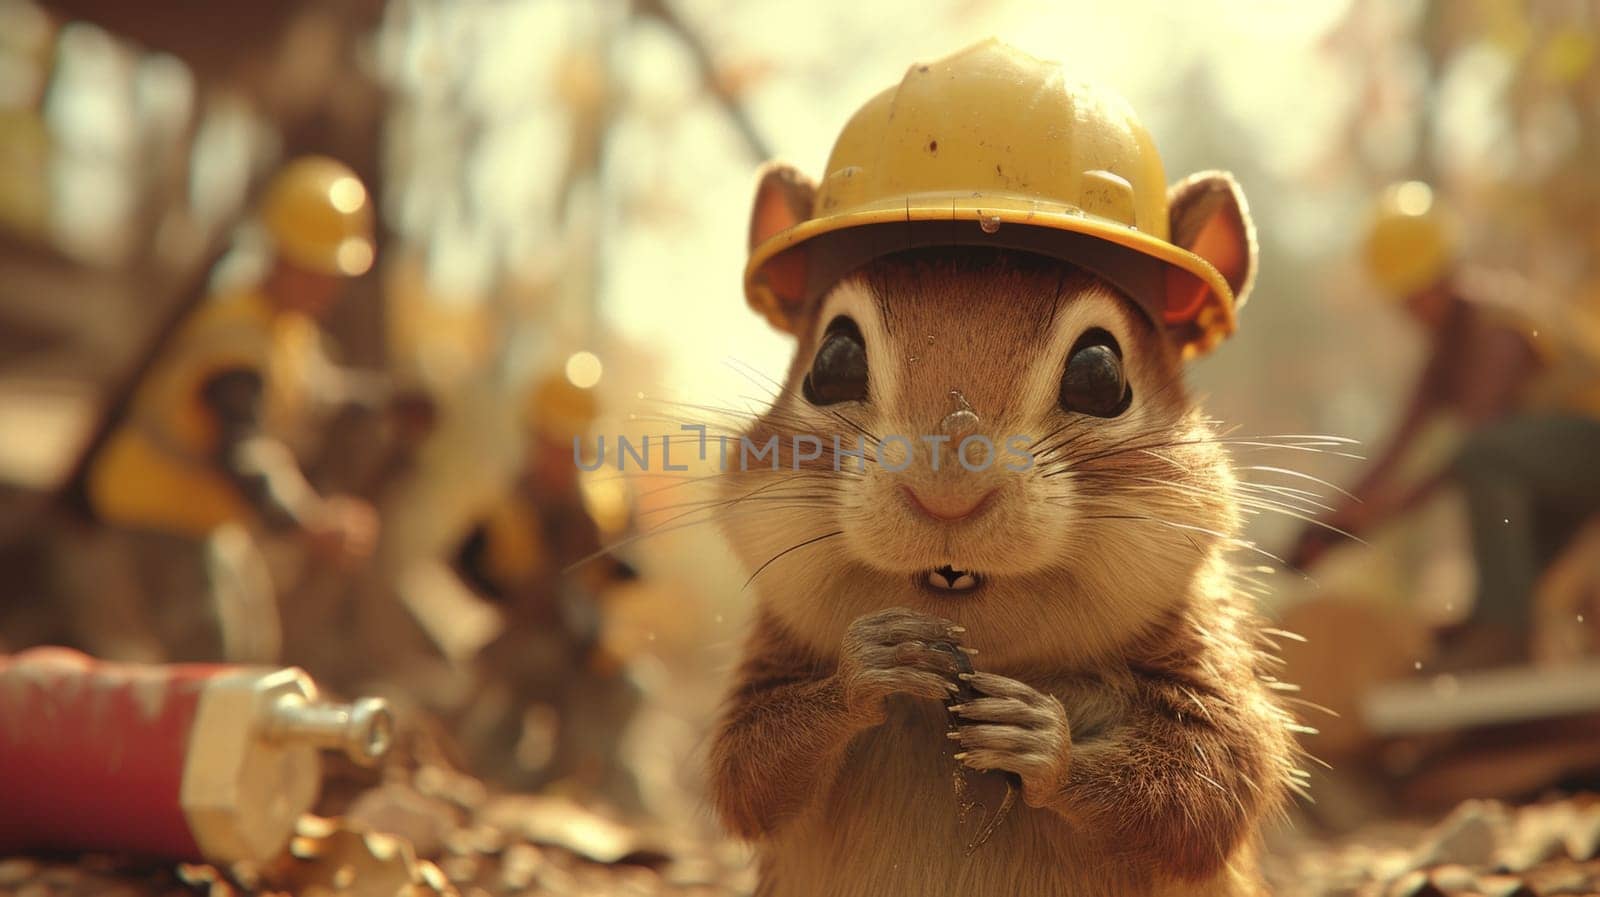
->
xmin=745 ymin=196 xmax=1236 ymax=354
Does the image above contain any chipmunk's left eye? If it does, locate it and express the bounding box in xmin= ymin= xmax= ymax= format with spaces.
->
xmin=1059 ymin=329 xmax=1131 ymax=417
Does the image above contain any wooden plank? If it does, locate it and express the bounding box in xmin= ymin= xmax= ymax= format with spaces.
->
xmin=1363 ymin=661 xmax=1600 ymax=735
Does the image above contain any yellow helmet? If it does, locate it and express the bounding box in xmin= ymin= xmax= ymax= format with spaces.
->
xmin=1363 ymin=181 xmax=1456 ymax=298
xmin=526 ymin=373 xmax=600 ymax=441
xmin=261 ymin=156 xmax=376 ymax=278
xmin=745 ymin=39 xmax=1256 ymax=355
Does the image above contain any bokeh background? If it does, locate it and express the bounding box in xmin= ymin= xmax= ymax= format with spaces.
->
xmin=1 ymin=1 xmax=1599 ymax=895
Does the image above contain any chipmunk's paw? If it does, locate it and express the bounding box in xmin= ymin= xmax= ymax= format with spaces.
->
xmin=950 ymin=672 xmax=1072 ymax=808
xmin=838 ymin=608 xmax=965 ymax=723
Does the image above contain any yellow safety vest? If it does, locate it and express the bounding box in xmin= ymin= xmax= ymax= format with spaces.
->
xmin=87 ymin=288 xmax=321 ymax=536
xmin=1523 ymin=302 xmax=1600 ymax=417
xmin=478 ymin=495 xmax=553 ymax=593
xmin=1459 ymin=270 xmax=1600 ymax=418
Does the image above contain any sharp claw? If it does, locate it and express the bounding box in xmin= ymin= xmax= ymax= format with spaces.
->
xmin=960 ymin=647 xmax=979 ymax=656
xmin=953 ymin=751 xmax=969 ymax=760
xmin=949 ymin=703 xmax=967 ymax=713
xmin=957 ymin=672 xmax=975 ymax=681
xmin=945 ymin=730 xmax=962 ymax=740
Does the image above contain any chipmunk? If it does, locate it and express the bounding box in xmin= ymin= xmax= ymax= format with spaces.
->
xmin=707 ymin=41 xmax=1302 ymax=897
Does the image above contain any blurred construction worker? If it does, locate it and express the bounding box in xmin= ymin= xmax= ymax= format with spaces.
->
xmin=1291 ymin=181 xmax=1600 ymax=666
xmin=80 ymin=156 xmax=385 ymax=664
xmin=453 ymin=367 xmax=643 ymax=800
xmin=456 ymin=373 xmax=615 ymax=601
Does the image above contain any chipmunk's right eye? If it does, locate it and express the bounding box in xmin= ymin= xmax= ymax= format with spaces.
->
xmin=803 ymin=316 xmax=868 ymax=405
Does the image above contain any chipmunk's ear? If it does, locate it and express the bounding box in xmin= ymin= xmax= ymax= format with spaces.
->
xmin=749 ymin=162 xmax=817 ymax=251
xmin=1168 ymin=171 xmax=1257 ymax=310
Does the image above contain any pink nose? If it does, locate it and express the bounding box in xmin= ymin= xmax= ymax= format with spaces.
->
xmin=902 ymin=486 xmax=996 ymax=522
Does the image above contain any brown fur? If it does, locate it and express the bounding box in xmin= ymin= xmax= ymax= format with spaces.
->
xmin=710 ymin=249 xmax=1299 ymax=896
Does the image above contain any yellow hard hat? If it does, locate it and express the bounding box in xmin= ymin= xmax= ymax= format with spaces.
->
xmin=745 ymin=39 xmax=1254 ymax=355
xmin=527 ymin=373 xmax=600 ymax=441
xmin=261 ymin=156 xmax=375 ymax=278
xmin=1363 ymin=181 xmax=1456 ymax=298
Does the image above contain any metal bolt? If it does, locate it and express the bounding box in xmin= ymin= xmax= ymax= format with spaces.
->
xmin=263 ymin=695 xmax=394 ymax=766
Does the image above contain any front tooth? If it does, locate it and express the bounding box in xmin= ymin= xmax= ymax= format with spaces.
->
xmin=929 ymin=570 xmax=950 ymax=590
xmin=950 ymin=573 xmax=976 ymax=590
